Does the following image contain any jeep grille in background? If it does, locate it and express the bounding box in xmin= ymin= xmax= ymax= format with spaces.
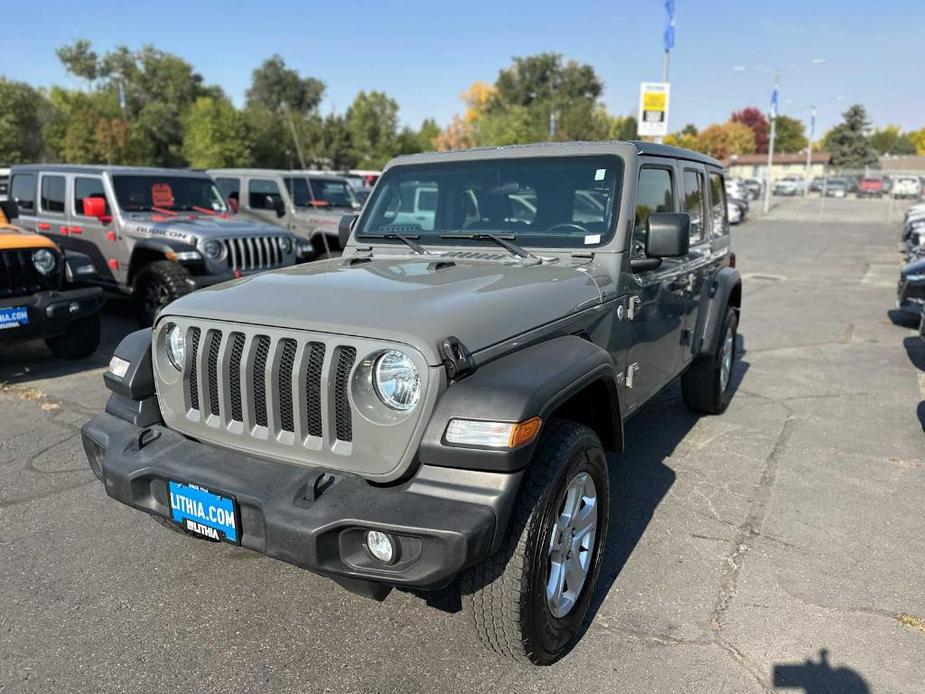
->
xmin=183 ymin=327 xmax=353 ymax=445
xmin=222 ymin=236 xmax=285 ymax=272
xmin=0 ymin=249 xmax=59 ymax=298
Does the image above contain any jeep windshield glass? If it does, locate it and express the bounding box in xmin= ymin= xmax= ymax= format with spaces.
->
xmin=112 ymin=175 xmax=228 ymax=213
xmin=355 ymin=155 xmax=623 ymax=249
xmin=284 ymin=177 xmax=358 ymax=210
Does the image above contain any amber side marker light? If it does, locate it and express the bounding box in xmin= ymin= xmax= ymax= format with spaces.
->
xmin=444 ymin=417 xmax=542 ymax=448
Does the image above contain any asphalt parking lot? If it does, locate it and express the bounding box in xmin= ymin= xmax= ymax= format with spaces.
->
xmin=1 ymin=211 xmax=924 ymax=693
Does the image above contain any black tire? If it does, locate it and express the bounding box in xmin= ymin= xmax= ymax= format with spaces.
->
xmin=151 ymin=514 xmax=219 ymax=542
xmin=461 ymin=420 xmax=610 ymax=665
xmin=682 ymin=306 xmax=739 ymax=414
xmin=134 ymin=260 xmax=194 ymax=327
xmin=44 ymin=313 xmax=101 ymax=359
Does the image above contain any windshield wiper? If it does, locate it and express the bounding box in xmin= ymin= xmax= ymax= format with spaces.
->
xmin=440 ymin=232 xmax=536 ymax=260
xmin=360 ymin=232 xmax=427 ymax=255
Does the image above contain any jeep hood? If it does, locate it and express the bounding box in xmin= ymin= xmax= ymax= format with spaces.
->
xmin=162 ymin=256 xmax=602 ymax=364
xmin=122 ymin=215 xmax=286 ymax=246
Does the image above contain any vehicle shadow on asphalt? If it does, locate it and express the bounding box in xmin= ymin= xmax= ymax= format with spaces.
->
xmin=0 ymin=299 xmax=137 ymax=386
xmin=579 ymin=347 xmax=751 ymax=641
xmin=772 ymin=649 xmax=870 ymax=693
xmin=887 ymin=308 xmax=920 ymax=329
xmin=900 ymin=336 xmax=925 ymax=431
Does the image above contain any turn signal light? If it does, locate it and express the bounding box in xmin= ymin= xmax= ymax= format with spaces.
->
xmin=445 ymin=417 xmax=542 ymax=449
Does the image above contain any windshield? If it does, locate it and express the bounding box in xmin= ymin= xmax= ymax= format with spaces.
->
xmin=112 ymin=175 xmax=227 ymax=213
xmin=356 ymin=155 xmax=623 ymax=249
xmin=310 ymin=178 xmax=356 ymax=208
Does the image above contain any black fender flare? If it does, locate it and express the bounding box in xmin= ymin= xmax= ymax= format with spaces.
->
xmin=418 ymin=335 xmax=623 ymax=473
xmin=693 ymin=266 xmax=742 ymax=356
xmin=128 ymin=238 xmax=201 ymax=282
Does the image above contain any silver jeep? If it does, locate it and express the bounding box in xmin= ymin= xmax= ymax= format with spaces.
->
xmin=9 ymin=165 xmax=301 ymax=325
xmin=209 ymin=169 xmax=361 ymax=260
xmin=82 ymin=141 xmax=741 ymax=665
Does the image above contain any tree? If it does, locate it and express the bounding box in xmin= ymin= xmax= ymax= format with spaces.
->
xmin=696 ymin=122 xmax=756 ymax=159
xmin=731 ymin=107 xmax=769 ymax=153
xmin=346 ymin=91 xmax=399 ymax=168
xmin=870 ymin=125 xmax=917 ymax=156
xmin=909 ymin=129 xmax=925 ymax=155
xmin=245 ymin=55 xmax=324 ymax=116
xmin=774 ymin=115 xmax=808 ymax=153
xmin=181 ymin=96 xmax=253 ymax=168
xmin=821 ymin=104 xmax=878 ymax=169
xmin=56 ymin=40 xmax=99 ymax=86
xmin=0 ymin=79 xmax=50 ymax=163
xmin=318 ymin=113 xmax=355 ymax=170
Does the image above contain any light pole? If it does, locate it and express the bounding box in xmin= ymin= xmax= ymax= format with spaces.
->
xmin=733 ymin=58 xmax=826 ymax=214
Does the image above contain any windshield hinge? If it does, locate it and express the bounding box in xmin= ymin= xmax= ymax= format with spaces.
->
xmin=570 ymin=252 xmax=595 ymax=267
xmin=440 ymin=336 xmax=476 ymax=381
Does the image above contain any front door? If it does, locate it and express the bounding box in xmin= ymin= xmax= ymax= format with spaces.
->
xmin=36 ymin=172 xmax=71 ymax=252
xmin=244 ymin=177 xmax=287 ymax=227
xmin=623 ymin=162 xmax=689 ymax=413
xmin=70 ymin=175 xmax=123 ymax=285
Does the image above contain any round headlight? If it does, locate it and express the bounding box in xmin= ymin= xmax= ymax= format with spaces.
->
xmin=278 ymin=236 xmax=293 ymax=254
xmin=373 ymin=350 xmax=420 ymax=411
xmin=203 ymin=239 xmax=225 ymax=260
xmin=165 ymin=324 xmax=186 ymax=371
xmin=32 ymin=248 xmax=56 ymax=275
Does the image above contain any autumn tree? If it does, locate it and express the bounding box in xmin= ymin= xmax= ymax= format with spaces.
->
xmin=869 ymin=125 xmax=917 ymax=155
xmin=731 ymin=107 xmax=769 ymax=153
xmin=696 ymin=122 xmax=756 ymax=159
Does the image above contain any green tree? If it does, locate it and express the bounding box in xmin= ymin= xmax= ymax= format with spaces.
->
xmin=55 ymin=39 xmax=99 ymax=86
xmin=182 ymin=96 xmax=253 ymax=168
xmin=0 ymin=79 xmax=50 ymax=163
xmin=821 ymin=104 xmax=878 ymax=169
xmin=774 ymin=115 xmax=808 ymax=153
xmin=245 ymin=55 xmax=324 ymax=116
xmin=346 ymin=91 xmax=400 ymax=168
xmin=318 ymin=113 xmax=355 ymax=170
xmin=870 ymin=125 xmax=918 ymax=155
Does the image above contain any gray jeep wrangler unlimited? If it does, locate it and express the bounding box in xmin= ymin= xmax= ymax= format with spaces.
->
xmin=81 ymin=142 xmax=741 ymax=665
xmin=8 ymin=165 xmax=302 ymax=326
xmin=209 ymin=169 xmax=361 ymax=260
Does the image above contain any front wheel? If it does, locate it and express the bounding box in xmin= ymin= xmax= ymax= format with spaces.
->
xmin=134 ymin=260 xmax=194 ymax=327
xmin=461 ymin=420 xmax=610 ymax=665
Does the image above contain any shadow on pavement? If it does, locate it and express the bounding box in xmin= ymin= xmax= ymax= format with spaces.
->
xmin=773 ymin=649 xmax=870 ymax=693
xmin=888 ymin=308 xmax=920 ymax=329
xmin=901 ymin=336 xmax=925 ymax=431
xmin=0 ymin=298 xmax=137 ymax=385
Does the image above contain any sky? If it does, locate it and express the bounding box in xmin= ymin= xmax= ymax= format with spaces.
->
xmin=6 ymin=0 xmax=924 ymax=139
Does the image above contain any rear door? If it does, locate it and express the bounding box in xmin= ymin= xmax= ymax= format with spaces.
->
xmin=678 ymin=164 xmax=713 ymax=369
xmin=9 ymin=172 xmax=38 ymax=232
xmin=37 ymin=172 xmax=71 ymax=250
xmin=623 ymin=160 xmax=689 ymax=411
xmin=71 ymin=174 xmax=123 ymax=284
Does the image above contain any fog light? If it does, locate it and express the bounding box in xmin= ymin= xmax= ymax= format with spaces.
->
xmin=365 ymin=530 xmax=396 ymax=564
xmin=68 ymin=301 xmax=80 ymax=314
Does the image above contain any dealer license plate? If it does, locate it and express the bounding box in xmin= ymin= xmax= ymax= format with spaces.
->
xmin=0 ymin=306 xmax=29 ymax=330
xmin=167 ymin=480 xmax=239 ymax=544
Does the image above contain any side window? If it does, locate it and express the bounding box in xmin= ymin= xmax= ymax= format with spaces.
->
xmin=682 ymin=169 xmax=706 ymax=243
xmin=709 ymin=173 xmax=729 ymax=237
xmin=10 ymin=173 xmax=36 ymax=212
xmin=74 ymin=177 xmax=110 ymax=216
xmin=633 ymin=167 xmax=674 ymax=252
xmin=248 ymin=178 xmax=282 ymax=209
xmin=215 ymin=177 xmax=240 ymax=202
xmin=40 ymin=175 xmax=66 ymax=214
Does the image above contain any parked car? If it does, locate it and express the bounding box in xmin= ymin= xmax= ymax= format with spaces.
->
xmin=808 ymin=176 xmax=825 ymax=193
xmin=772 ymin=175 xmax=806 ymax=196
xmin=8 ymin=165 xmax=301 ymax=326
xmin=743 ymin=177 xmax=763 ymax=199
xmin=823 ymin=178 xmax=849 ymax=198
xmin=0 ymin=200 xmax=104 ymax=358
xmin=0 ymin=168 xmax=9 ymax=201
xmin=211 ymin=169 xmax=360 ymax=260
xmin=897 ymin=255 xmax=925 ymax=320
xmin=82 ymin=141 xmax=741 ymax=666
xmin=892 ymin=176 xmax=922 ymax=200
xmin=858 ymin=176 xmax=886 ymax=198
xmin=728 ymin=199 xmax=743 ymax=224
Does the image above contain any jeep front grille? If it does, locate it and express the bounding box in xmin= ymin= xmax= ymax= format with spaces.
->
xmin=222 ymin=236 xmax=285 ymax=272
xmin=0 ymin=249 xmax=60 ymax=298
xmin=155 ymin=317 xmax=432 ymax=480
xmin=183 ymin=327 xmax=352 ymax=443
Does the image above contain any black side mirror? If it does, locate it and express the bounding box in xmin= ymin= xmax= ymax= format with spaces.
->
xmin=271 ymin=196 xmax=286 ymax=218
xmin=0 ymin=199 xmax=19 ymax=222
xmin=339 ymin=214 xmax=357 ymax=248
xmin=646 ymin=213 xmax=690 ymax=258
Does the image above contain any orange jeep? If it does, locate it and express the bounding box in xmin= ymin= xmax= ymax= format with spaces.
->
xmin=0 ymin=200 xmax=104 ymax=358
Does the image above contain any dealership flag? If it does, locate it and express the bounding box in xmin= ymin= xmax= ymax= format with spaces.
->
xmin=664 ymin=0 xmax=675 ymax=51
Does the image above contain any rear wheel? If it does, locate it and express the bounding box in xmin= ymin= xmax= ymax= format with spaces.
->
xmin=134 ymin=260 xmax=193 ymax=327
xmin=682 ymin=306 xmax=738 ymax=414
xmin=461 ymin=420 xmax=609 ymax=665
xmin=44 ymin=313 xmax=101 ymax=359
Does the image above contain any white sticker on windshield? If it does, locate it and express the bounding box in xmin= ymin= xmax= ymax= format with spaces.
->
xmin=584 ymin=234 xmax=601 ymax=245
xmin=594 ymin=168 xmax=606 ymax=181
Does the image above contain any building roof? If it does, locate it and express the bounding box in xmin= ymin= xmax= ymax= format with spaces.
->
xmin=723 ymin=153 xmax=832 ymax=166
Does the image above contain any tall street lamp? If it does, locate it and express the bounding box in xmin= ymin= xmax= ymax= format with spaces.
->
xmin=733 ymin=58 xmax=826 ymax=214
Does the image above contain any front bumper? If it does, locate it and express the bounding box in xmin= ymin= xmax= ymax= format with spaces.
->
xmin=0 ymin=287 xmax=104 ymax=341
xmin=81 ymin=412 xmax=521 ymax=593
xmin=897 ymin=278 xmax=925 ymax=316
